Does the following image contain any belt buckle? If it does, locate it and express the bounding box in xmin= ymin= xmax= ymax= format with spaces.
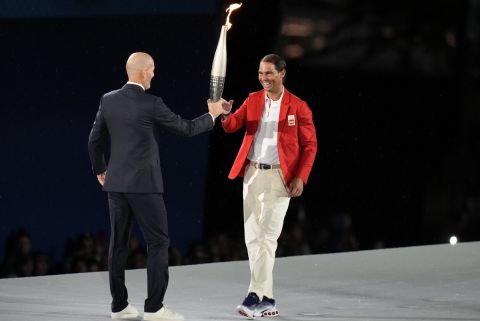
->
xmin=256 ymin=163 xmax=271 ymax=170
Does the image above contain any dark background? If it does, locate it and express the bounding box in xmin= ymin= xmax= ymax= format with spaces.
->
xmin=1 ymin=0 xmax=480 ymax=275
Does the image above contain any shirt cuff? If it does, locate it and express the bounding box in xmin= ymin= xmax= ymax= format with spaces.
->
xmin=208 ymin=112 xmax=215 ymax=124
xmin=221 ymin=113 xmax=230 ymax=122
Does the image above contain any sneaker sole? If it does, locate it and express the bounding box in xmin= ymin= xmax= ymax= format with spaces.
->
xmin=237 ymin=305 xmax=255 ymax=319
xmin=111 ymin=313 xmax=139 ymax=320
xmin=143 ymin=315 xmax=184 ymax=321
xmin=254 ymin=308 xmax=279 ymax=318
xmin=260 ymin=310 xmax=279 ymax=317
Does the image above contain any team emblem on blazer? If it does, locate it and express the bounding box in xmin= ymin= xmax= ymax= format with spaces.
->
xmin=288 ymin=114 xmax=295 ymax=126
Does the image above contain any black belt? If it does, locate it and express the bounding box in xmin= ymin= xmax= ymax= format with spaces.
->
xmin=250 ymin=162 xmax=281 ymax=170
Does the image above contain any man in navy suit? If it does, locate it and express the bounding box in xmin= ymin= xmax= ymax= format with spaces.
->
xmin=88 ymin=52 xmax=226 ymax=321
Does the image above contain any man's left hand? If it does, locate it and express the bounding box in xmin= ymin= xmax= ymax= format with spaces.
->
xmin=222 ymin=99 xmax=234 ymax=115
xmin=288 ymin=177 xmax=304 ymax=197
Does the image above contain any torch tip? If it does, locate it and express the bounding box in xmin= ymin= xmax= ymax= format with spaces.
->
xmin=225 ymin=3 xmax=243 ymax=31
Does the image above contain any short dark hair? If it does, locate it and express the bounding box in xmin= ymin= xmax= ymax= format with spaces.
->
xmin=260 ymin=54 xmax=287 ymax=73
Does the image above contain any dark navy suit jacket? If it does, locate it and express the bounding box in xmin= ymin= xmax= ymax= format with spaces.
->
xmin=88 ymin=83 xmax=214 ymax=193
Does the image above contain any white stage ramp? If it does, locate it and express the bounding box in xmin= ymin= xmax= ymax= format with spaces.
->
xmin=1 ymin=242 xmax=479 ymax=321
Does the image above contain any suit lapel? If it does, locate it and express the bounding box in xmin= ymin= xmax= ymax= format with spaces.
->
xmin=278 ymin=88 xmax=291 ymax=134
xmin=255 ymin=90 xmax=266 ymax=120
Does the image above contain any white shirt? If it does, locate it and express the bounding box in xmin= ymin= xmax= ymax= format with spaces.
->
xmin=127 ymin=81 xmax=145 ymax=91
xmin=247 ymin=89 xmax=284 ymax=164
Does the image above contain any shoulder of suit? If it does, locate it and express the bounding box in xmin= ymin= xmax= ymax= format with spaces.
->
xmin=247 ymin=90 xmax=264 ymax=98
xmin=283 ymin=88 xmax=305 ymax=104
xmin=103 ymin=88 xmax=122 ymax=97
xmin=107 ymin=87 xmax=160 ymax=99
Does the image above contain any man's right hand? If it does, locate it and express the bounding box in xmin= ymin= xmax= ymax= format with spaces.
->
xmin=97 ymin=171 xmax=106 ymax=186
xmin=208 ymin=98 xmax=229 ymax=118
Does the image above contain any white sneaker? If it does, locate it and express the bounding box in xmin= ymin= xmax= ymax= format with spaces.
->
xmin=237 ymin=304 xmax=256 ymax=319
xmin=143 ymin=307 xmax=184 ymax=321
xmin=111 ymin=303 xmax=140 ymax=319
xmin=254 ymin=297 xmax=278 ymax=317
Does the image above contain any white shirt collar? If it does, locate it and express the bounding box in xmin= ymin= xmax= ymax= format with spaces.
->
xmin=127 ymin=81 xmax=145 ymax=91
xmin=265 ymin=86 xmax=284 ymax=103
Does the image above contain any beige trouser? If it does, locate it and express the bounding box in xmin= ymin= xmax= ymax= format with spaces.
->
xmin=243 ymin=163 xmax=291 ymax=299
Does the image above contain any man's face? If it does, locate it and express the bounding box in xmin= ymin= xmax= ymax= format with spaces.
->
xmin=258 ymin=61 xmax=285 ymax=94
xmin=143 ymin=61 xmax=155 ymax=90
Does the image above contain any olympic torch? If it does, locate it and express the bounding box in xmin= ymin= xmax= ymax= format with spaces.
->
xmin=209 ymin=3 xmax=242 ymax=102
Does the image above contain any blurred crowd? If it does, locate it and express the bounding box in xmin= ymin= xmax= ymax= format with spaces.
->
xmin=0 ymin=211 xmax=362 ymax=279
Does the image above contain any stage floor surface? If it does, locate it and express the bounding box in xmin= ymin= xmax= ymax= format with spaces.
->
xmin=1 ymin=242 xmax=479 ymax=321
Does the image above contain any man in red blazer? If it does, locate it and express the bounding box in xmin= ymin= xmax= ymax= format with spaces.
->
xmin=222 ymin=54 xmax=317 ymax=318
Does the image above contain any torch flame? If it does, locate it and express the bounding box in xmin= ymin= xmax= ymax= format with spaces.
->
xmin=225 ymin=3 xmax=242 ymax=31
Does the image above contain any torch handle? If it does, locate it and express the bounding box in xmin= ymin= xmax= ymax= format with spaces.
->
xmin=210 ymin=75 xmax=225 ymax=102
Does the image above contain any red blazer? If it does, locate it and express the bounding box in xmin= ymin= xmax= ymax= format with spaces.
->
xmin=222 ymin=88 xmax=317 ymax=186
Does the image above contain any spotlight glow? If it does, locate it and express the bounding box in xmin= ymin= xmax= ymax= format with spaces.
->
xmin=449 ymin=236 xmax=458 ymax=246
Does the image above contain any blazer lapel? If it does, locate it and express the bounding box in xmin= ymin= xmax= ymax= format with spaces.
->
xmin=245 ymin=90 xmax=266 ymax=136
xmin=255 ymin=90 xmax=266 ymax=120
xmin=278 ymin=88 xmax=291 ymax=134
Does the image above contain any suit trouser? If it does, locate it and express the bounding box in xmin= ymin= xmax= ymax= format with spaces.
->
xmin=108 ymin=192 xmax=169 ymax=313
xmin=243 ymin=164 xmax=291 ymax=299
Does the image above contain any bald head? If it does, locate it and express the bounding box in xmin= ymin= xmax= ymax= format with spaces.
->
xmin=126 ymin=52 xmax=155 ymax=90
